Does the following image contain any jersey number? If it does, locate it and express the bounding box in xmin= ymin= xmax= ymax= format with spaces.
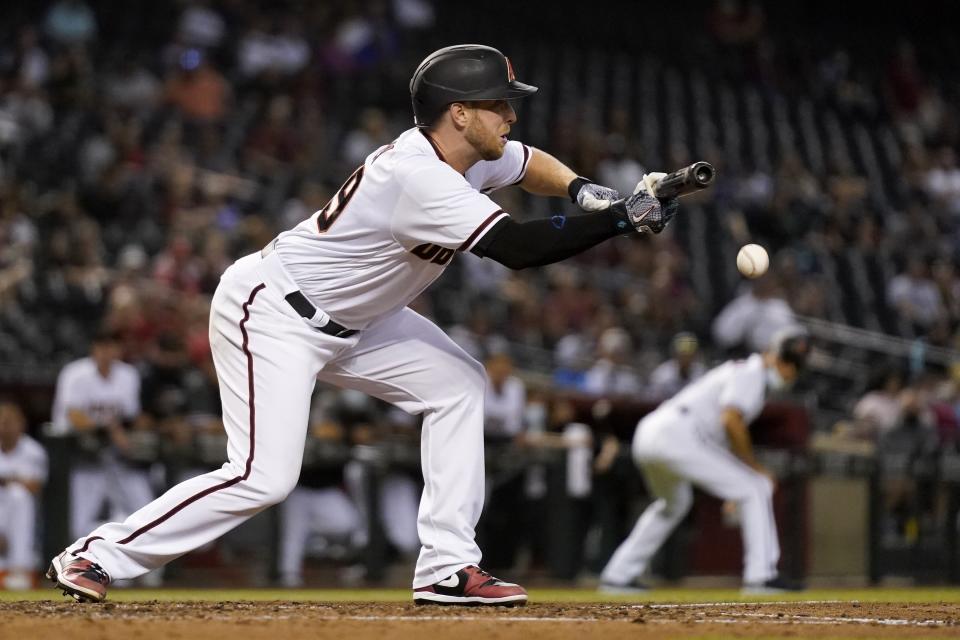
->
xmin=317 ymin=166 xmax=364 ymax=233
xmin=411 ymin=243 xmax=454 ymax=266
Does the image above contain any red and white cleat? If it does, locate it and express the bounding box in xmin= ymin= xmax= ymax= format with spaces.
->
xmin=46 ymin=551 xmax=110 ymax=603
xmin=413 ymin=565 xmax=527 ymax=606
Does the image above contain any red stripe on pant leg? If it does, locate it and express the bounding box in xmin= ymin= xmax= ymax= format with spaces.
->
xmin=71 ymin=536 xmax=105 ymax=554
xmin=115 ymin=283 xmax=266 ymax=546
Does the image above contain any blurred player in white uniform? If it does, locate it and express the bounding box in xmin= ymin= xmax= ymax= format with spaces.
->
xmin=51 ymin=331 xmax=154 ymax=541
xmin=600 ymin=327 xmax=810 ymax=594
xmin=49 ymin=44 xmax=679 ymax=605
xmin=0 ymin=401 xmax=48 ymax=590
xmin=51 ymin=330 xmax=163 ymax=587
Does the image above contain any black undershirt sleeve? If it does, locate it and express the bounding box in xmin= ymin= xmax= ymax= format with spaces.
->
xmin=471 ymin=212 xmax=625 ymax=269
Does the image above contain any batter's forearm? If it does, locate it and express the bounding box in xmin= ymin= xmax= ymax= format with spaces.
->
xmin=519 ymin=148 xmax=578 ymax=197
xmin=472 ymin=213 xmax=621 ymax=269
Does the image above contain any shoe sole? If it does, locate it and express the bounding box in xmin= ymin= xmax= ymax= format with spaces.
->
xmin=413 ymin=593 xmax=527 ymax=606
xmin=46 ymin=554 xmax=107 ymax=603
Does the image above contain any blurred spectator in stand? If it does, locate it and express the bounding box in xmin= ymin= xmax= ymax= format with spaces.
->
xmin=887 ymin=255 xmax=944 ymax=334
xmin=243 ymin=95 xmax=306 ymax=177
xmin=708 ymin=0 xmax=765 ymax=81
xmin=392 ymin=0 xmax=436 ymax=32
xmin=484 ymin=353 xmax=526 ymax=442
xmin=596 ymin=134 xmax=645 ymax=198
xmin=584 ymin=327 xmax=642 ymax=397
xmin=321 ymin=1 xmax=399 ymax=75
xmin=713 ymin=275 xmax=795 ymax=355
xmin=0 ymin=401 xmax=48 ymax=590
xmin=900 ymin=144 xmax=931 ymax=198
xmin=46 ymin=44 xmax=95 ymax=112
xmin=639 ymin=244 xmax=699 ymax=346
xmin=280 ymin=180 xmax=330 ymax=230
xmin=153 ymin=233 xmax=202 ymax=295
xmin=237 ymin=14 xmax=311 ymax=91
xmin=44 ymin=0 xmax=98 ymax=49
xmin=195 ymin=229 xmax=231 ymax=295
xmin=852 ymin=368 xmax=906 ymax=441
xmin=140 ymin=329 xmax=190 ymax=430
xmin=877 ymin=380 xmax=939 ymax=544
xmin=929 ymin=368 xmax=960 ymax=448
xmin=342 ymin=108 xmax=393 ymax=168
xmin=884 ymin=40 xmax=926 ymax=145
xmin=102 ymin=57 xmax=162 ymax=114
xmin=0 ymin=64 xmax=56 ymax=148
xmin=542 ymin=265 xmax=598 ymax=335
xmin=0 ymin=186 xmax=35 ymax=303
xmin=931 ymin=257 xmax=960 ymax=325
xmin=553 ymin=333 xmax=590 ymax=391
xmin=1 ymin=26 xmax=50 ymax=90
xmin=924 ymin=146 xmax=960 ymax=216
xmin=165 ymin=335 xmax=225 ymax=484
xmin=478 ymin=352 xmax=527 ymax=572
xmin=645 ymin=332 xmax=707 ymax=402
xmin=164 ymin=49 xmax=229 ymax=125
xmin=176 ymin=0 xmax=226 ymax=52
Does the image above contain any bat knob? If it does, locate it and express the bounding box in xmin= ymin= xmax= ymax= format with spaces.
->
xmin=690 ymin=161 xmax=715 ymax=187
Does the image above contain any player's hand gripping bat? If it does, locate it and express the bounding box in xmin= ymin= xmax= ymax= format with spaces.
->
xmin=612 ymin=161 xmax=716 ymax=234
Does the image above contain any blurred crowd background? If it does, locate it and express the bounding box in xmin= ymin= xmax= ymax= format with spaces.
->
xmin=3 ymin=0 xmax=960 ymax=590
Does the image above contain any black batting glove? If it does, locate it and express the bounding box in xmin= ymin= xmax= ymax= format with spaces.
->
xmin=608 ymin=192 xmax=679 ymax=234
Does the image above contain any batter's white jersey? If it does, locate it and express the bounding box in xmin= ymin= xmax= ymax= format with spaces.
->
xmin=275 ymin=127 xmax=532 ymax=328
xmin=0 ymin=434 xmax=48 ymax=485
xmin=51 ymin=358 xmax=141 ymax=429
xmin=656 ymin=354 xmax=767 ymax=445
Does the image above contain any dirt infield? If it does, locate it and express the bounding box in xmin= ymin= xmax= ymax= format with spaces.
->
xmin=3 ymin=599 xmax=959 ymax=639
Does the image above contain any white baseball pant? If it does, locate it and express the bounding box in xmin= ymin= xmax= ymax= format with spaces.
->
xmin=67 ymin=250 xmax=486 ymax=589
xmin=600 ymin=408 xmax=780 ymax=586
xmin=0 ymin=482 xmax=38 ymax=571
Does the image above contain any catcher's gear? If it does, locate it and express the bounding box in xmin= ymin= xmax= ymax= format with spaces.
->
xmin=410 ymin=44 xmax=538 ymax=127
xmin=567 ymin=176 xmax=620 ymax=211
xmin=609 ymin=191 xmax=679 ymax=234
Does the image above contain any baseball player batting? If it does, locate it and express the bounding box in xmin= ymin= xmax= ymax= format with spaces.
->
xmin=599 ymin=327 xmax=811 ymax=595
xmin=48 ymin=44 xmax=682 ymax=606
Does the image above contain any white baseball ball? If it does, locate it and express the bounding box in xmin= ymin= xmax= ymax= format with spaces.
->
xmin=736 ymin=243 xmax=769 ymax=278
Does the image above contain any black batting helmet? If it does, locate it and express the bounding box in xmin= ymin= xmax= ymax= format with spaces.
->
xmin=409 ymin=44 xmax=538 ymax=128
xmin=768 ymin=326 xmax=812 ymax=371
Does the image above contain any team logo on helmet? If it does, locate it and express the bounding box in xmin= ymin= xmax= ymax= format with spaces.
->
xmin=505 ymin=57 xmax=516 ymax=82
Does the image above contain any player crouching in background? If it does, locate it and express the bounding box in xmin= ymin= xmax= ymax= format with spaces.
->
xmin=599 ymin=327 xmax=811 ymax=595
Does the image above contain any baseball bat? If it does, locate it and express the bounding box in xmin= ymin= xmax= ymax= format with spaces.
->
xmin=651 ymin=161 xmax=716 ymax=198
